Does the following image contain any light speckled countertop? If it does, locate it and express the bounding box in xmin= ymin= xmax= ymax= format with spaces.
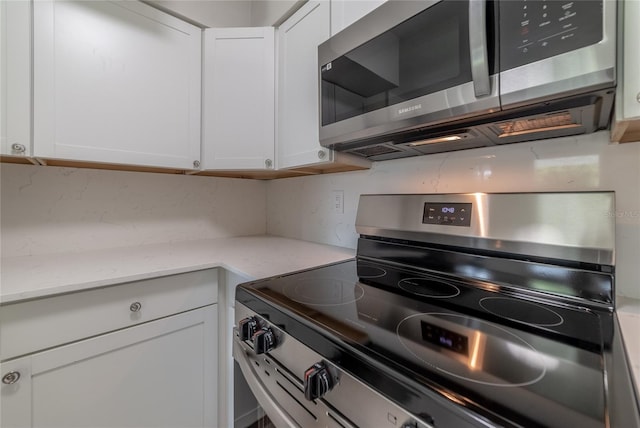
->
xmin=617 ymin=297 xmax=640 ymax=398
xmin=0 ymin=236 xmax=354 ymax=304
xmin=1 ymin=235 xmax=638 ymax=403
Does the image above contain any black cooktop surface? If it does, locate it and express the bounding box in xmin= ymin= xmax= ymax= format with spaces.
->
xmin=236 ymin=259 xmax=609 ymax=428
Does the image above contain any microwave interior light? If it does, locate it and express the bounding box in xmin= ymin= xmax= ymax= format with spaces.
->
xmin=408 ymin=135 xmax=463 ymax=146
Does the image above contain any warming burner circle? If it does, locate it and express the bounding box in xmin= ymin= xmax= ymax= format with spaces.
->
xmin=398 ymin=278 xmax=460 ymax=298
xmin=479 ymin=297 xmax=564 ymax=327
xmin=356 ymin=264 xmax=387 ymax=279
xmin=396 ymin=313 xmax=547 ymax=387
xmin=283 ymin=278 xmax=365 ymax=306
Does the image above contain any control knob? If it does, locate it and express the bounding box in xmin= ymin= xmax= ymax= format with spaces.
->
xmin=304 ymin=362 xmax=334 ymax=400
xmin=238 ymin=316 xmax=259 ymax=342
xmin=252 ymin=327 xmax=277 ymax=354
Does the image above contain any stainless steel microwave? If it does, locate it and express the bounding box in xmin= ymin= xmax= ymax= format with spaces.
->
xmin=318 ymin=0 xmax=616 ymax=160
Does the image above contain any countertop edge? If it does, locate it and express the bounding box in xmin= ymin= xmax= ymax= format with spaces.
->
xmin=617 ymin=296 xmax=640 ymax=402
xmin=0 ymin=236 xmax=355 ymax=305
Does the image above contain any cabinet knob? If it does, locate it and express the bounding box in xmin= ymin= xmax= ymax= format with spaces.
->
xmin=636 ymin=92 xmax=640 ymax=104
xmin=317 ymin=150 xmax=327 ymax=160
xmin=11 ymin=143 xmax=26 ymax=154
xmin=2 ymin=371 xmax=21 ymax=385
xmin=129 ymin=302 xmax=142 ymax=312
xmin=193 ymin=160 xmax=201 ymax=168
xmin=265 ymin=159 xmax=273 ymax=169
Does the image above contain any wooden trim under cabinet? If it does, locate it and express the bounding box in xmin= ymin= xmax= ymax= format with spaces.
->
xmin=1 ymin=156 xmax=371 ymax=178
xmin=611 ymin=120 xmax=640 ymax=144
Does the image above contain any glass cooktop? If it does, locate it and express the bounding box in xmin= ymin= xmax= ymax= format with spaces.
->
xmin=236 ymin=259 xmax=609 ymax=428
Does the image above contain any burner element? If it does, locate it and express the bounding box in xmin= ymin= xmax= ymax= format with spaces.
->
xmin=398 ymin=278 xmax=460 ymax=298
xmin=397 ymin=313 xmax=547 ymax=387
xmin=479 ymin=297 xmax=564 ymax=327
xmin=357 ymin=264 xmax=386 ymax=279
xmin=283 ymin=278 xmax=365 ymax=306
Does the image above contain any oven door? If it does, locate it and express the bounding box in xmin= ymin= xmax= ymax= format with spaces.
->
xmin=318 ymin=0 xmax=500 ymax=148
xmin=233 ymin=336 xmax=302 ymax=428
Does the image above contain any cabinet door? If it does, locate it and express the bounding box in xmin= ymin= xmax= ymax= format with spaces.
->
xmin=277 ymin=1 xmax=332 ymax=169
xmin=0 ymin=0 xmax=31 ymax=157
xmin=621 ymin=0 xmax=640 ymax=121
xmin=202 ymin=27 xmax=275 ymax=170
xmin=330 ymin=0 xmax=387 ymax=36
xmin=612 ymin=0 xmax=640 ymax=143
xmin=32 ymin=0 xmax=201 ymax=170
xmin=0 ymin=305 xmax=217 ymax=428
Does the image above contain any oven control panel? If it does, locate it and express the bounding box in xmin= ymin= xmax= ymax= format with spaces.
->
xmin=422 ymin=202 xmax=472 ymax=227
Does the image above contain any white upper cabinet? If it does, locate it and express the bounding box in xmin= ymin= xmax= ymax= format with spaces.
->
xmin=612 ymin=0 xmax=640 ymax=143
xmin=1 ymin=0 xmax=32 ymax=157
xmin=277 ymin=1 xmax=331 ymax=169
xmin=276 ymin=1 xmax=370 ymax=171
xmin=32 ymin=0 xmax=202 ymax=170
xmin=330 ymin=0 xmax=387 ymax=36
xmin=202 ymin=27 xmax=275 ymax=170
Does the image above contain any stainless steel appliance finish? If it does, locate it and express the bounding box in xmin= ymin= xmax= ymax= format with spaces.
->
xmin=234 ymin=192 xmax=640 ymax=428
xmin=234 ymin=303 xmax=483 ymax=428
xmin=355 ymin=192 xmax=616 ymax=266
xmin=318 ymin=0 xmax=616 ymax=160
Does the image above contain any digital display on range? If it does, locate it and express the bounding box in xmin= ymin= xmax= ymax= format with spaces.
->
xmin=422 ymin=202 xmax=472 ymax=227
xmin=421 ymin=321 xmax=469 ymax=356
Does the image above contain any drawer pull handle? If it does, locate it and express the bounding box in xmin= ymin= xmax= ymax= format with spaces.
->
xmin=130 ymin=302 xmax=142 ymax=313
xmin=2 ymin=371 xmax=21 ymax=385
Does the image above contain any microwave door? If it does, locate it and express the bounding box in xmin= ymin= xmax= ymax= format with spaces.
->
xmin=498 ymin=0 xmax=616 ymax=109
xmin=318 ymin=0 xmax=501 ymax=148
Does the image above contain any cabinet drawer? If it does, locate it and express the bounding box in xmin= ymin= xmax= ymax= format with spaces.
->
xmin=0 ymin=269 xmax=218 ymax=361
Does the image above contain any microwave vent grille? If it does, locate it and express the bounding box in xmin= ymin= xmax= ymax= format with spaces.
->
xmin=350 ymin=145 xmax=404 ymax=158
xmin=496 ymin=111 xmax=580 ymax=138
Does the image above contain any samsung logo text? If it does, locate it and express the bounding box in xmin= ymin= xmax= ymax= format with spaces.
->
xmin=398 ymin=104 xmax=422 ymax=115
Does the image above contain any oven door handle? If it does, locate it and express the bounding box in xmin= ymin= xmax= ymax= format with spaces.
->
xmin=233 ymin=336 xmax=300 ymax=428
xmin=469 ymin=0 xmax=490 ymax=97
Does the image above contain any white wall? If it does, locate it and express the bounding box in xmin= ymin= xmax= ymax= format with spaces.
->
xmin=0 ymin=164 xmax=267 ymax=257
xmin=148 ymin=0 xmax=302 ymax=28
xmin=250 ymin=0 xmax=303 ymax=26
xmin=266 ymin=132 xmax=640 ymax=300
xmin=149 ymin=1 xmax=253 ymax=27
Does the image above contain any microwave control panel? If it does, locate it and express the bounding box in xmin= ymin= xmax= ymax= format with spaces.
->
xmin=500 ymin=0 xmax=603 ymax=71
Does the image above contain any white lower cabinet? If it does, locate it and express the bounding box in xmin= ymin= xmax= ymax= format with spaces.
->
xmin=0 ymin=270 xmax=218 ymax=428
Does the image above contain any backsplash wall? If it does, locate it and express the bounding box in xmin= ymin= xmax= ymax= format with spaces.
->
xmin=266 ymin=132 xmax=640 ymax=299
xmin=0 ymin=163 xmax=267 ymax=257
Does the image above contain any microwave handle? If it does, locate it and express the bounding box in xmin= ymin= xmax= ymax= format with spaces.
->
xmin=469 ymin=0 xmax=490 ymax=97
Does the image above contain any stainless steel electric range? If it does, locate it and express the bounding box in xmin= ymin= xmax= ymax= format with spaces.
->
xmin=234 ymin=192 xmax=640 ymax=428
